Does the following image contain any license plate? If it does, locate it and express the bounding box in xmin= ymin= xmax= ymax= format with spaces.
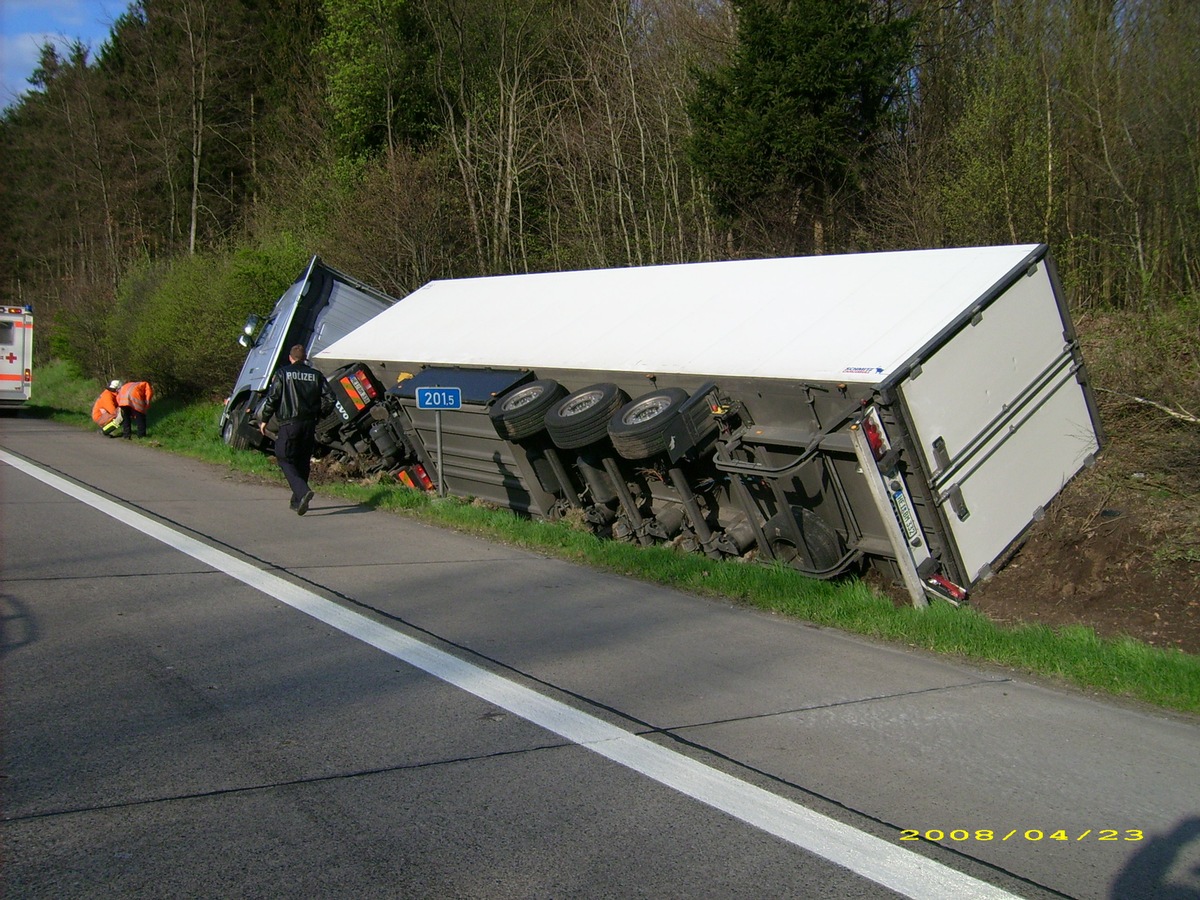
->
xmin=892 ymin=489 xmax=919 ymax=543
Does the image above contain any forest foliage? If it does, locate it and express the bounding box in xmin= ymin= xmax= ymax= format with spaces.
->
xmin=1 ymin=0 xmax=1196 ymax=404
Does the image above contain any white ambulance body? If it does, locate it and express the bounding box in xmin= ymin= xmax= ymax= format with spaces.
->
xmin=0 ymin=305 xmax=34 ymax=409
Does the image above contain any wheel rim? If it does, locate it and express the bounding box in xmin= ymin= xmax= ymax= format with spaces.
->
xmin=621 ymin=395 xmax=673 ymax=425
xmin=503 ymin=385 xmax=543 ymax=412
xmin=560 ymin=390 xmax=604 ymax=418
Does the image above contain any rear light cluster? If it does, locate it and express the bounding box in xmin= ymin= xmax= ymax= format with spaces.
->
xmin=925 ymin=573 xmax=968 ymax=605
xmin=861 ymin=413 xmax=888 ymax=462
xmin=396 ymin=464 xmax=434 ymax=492
xmin=339 ymin=369 xmax=379 ymax=413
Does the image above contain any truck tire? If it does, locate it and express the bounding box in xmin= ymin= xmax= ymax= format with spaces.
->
xmin=490 ymin=379 xmax=567 ymax=441
xmin=545 ymin=383 xmax=628 ymax=449
xmin=608 ymin=387 xmax=690 ymax=460
xmin=764 ymin=506 xmax=845 ymax=574
xmin=222 ymin=402 xmax=253 ymax=451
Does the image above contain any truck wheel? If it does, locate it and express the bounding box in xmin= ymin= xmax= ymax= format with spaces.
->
xmin=608 ymin=388 xmax=689 ymax=460
xmin=223 ymin=403 xmax=253 ymax=451
xmin=490 ymin=379 xmax=567 ymax=441
xmin=545 ymin=383 xmax=628 ymax=449
xmin=764 ymin=506 xmax=845 ymax=574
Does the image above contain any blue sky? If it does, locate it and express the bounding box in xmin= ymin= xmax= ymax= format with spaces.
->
xmin=1 ymin=0 xmax=131 ymax=108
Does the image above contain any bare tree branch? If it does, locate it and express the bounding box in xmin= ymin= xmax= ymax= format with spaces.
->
xmin=1097 ymin=388 xmax=1200 ymax=425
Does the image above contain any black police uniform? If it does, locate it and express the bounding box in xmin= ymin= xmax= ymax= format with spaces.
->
xmin=260 ymin=361 xmax=333 ymax=513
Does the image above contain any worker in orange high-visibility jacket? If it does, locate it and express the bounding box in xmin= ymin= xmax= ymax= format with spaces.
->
xmin=116 ymin=380 xmax=154 ymax=439
xmin=91 ymin=380 xmax=123 ymax=437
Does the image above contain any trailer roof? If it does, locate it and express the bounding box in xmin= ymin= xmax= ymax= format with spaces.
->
xmin=319 ymin=244 xmax=1047 ymax=385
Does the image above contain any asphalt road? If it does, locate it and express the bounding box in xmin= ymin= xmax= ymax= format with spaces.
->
xmin=2 ymin=416 xmax=1197 ymax=900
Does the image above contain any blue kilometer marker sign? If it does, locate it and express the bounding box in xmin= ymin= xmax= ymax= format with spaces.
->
xmin=416 ymin=387 xmax=462 ymax=410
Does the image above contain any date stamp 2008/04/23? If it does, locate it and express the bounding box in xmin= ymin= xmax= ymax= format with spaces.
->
xmin=900 ymin=829 xmax=1144 ymax=843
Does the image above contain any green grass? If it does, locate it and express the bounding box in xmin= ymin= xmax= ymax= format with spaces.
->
xmin=24 ymin=359 xmax=103 ymax=424
xmin=25 ymin=361 xmax=1200 ymax=715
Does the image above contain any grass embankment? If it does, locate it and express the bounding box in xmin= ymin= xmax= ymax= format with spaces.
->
xmin=24 ymin=361 xmax=1200 ymax=715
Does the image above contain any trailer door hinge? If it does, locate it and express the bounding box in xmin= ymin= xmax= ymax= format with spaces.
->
xmin=931 ymin=436 xmax=951 ymax=474
xmin=946 ymin=486 xmax=971 ymax=521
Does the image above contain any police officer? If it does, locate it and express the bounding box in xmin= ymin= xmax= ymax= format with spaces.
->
xmin=259 ymin=344 xmax=333 ymax=515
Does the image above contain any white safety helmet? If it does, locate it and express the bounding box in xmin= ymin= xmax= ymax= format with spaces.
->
xmin=108 ymin=379 xmax=121 ymax=390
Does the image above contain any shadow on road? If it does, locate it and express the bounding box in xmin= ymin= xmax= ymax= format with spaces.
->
xmin=0 ymin=592 xmax=37 ymax=654
xmin=306 ymin=503 xmax=376 ymax=517
xmin=1111 ymin=817 xmax=1200 ymax=899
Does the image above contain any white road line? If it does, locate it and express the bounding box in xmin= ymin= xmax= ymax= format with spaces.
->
xmin=3 ymin=449 xmax=1023 ymax=900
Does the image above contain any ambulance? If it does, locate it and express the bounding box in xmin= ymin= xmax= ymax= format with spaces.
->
xmin=0 ymin=304 xmax=34 ymax=410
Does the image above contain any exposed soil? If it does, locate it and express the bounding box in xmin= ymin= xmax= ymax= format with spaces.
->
xmin=968 ymin=409 xmax=1200 ymax=655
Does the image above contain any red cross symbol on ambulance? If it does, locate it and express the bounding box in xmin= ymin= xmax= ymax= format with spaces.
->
xmin=4 ymin=353 xmax=16 ymax=364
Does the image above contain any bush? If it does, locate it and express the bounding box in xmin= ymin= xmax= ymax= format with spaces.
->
xmin=60 ymin=235 xmax=311 ymax=400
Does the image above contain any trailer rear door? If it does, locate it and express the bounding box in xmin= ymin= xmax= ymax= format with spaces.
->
xmin=896 ymin=260 xmax=1100 ymax=583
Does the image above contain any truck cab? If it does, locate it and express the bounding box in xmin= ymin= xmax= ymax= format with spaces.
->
xmin=220 ymin=257 xmax=400 ymax=449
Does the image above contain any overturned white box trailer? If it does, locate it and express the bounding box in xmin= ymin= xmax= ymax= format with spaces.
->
xmin=318 ymin=243 xmax=1102 ymax=607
